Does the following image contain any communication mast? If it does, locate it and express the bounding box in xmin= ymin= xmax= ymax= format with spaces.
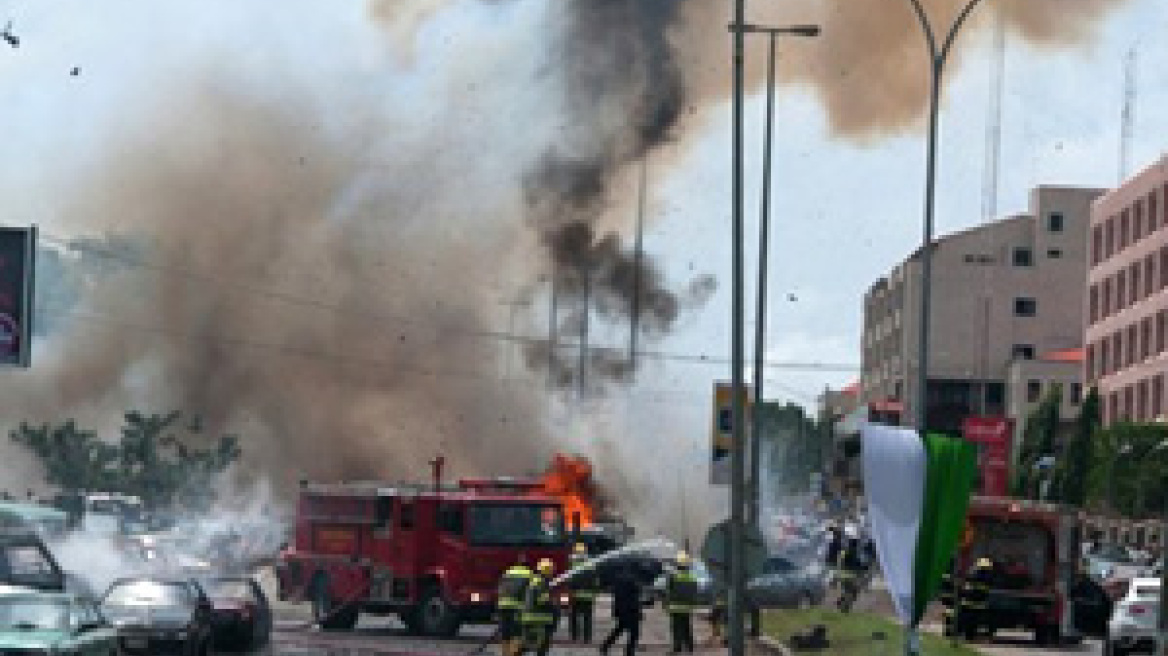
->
xmin=1119 ymin=46 xmax=1137 ymax=183
xmin=981 ymin=8 xmax=1005 ymax=222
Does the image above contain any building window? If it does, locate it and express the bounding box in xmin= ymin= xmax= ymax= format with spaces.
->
xmin=1151 ymin=193 xmax=1160 ymax=233
xmin=1071 ymin=383 xmax=1083 ymax=405
xmin=1128 ymin=324 xmax=1138 ymax=366
xmin=1047 ymin=248 xmax=1062 ymax=259
xmin=1133 ymin=264 xmax=1142 ymax=301
xmin=1155 ymin=375 xmax=1164 ymax=419
xmin=1027 ymin=380 xmax=1042 ymax=403
xmin=1143 ymin=317 xmax=1153 ymax=360
xmin=1117 ymin=270 xmax=1127 ymax=309
xmin=1089 ymin=285 xmax=1099 ymax=324
xmin=1014 ymin=297 xmax=1037 ymax=317
xmin=1012 ymin=344 xmax=1035 ymax=360
xmin=1121 ymin=210 xmax=1131 ymax=249
xmin=1162 ymin=247 xmax=1168 ymax=290
xmin=1139 ymin=379 xmax=1150 ymax=421
xmin=1158 ymin=311 xmax=1167 ymax=354
xmin=1092 ymin=225 xmax=1103 ymax=265
xmin=1100 ymin=338 xmax=1110 ymax=376
xmin=1135 ymin=201 xmax=1145 ymax=241
xmin=1048 ymin=212 xmax=1065 ymax=233
xmin=1124 ymin=386 xmax=1134 ymax=419
xmin=1114 ymin=331 xmax=1123 ymax=371
xmin=1147 ymin=254 xmax=1156 ymax=297
xmin=1103 ymin=278 xmax=1113 ymax=317
xmin=1012 ymin=247 xmax=1033 ymax=267
xmin=1087 ymin=344 xmax=1096 ymax=380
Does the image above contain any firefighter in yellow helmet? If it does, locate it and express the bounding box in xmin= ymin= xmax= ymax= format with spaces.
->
xmin=666 ymin=551 xmax=699 ymax=653
xmin=957 ymin=557 xmax=995 ymax=640
xmin=521 ymin=558 xmax=557 ymax=656
xmin=497 ymin=554 xmax=534 ymax=656
xmin=567 ymin=543 xmax=597 ymax=642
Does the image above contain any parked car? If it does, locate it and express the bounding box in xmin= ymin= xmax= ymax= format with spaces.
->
xmin=203 ymin=577 xmax=272 ymax=650
xmin=101 ymin=578 xmax=214 ymax=656
xmin=745 ymin=555 xmax=829 ymax=609
xmin=1105 ymin=577 xmax=1160 ymax=656
xmin=0 ymin=591 xmax=118 ymax=654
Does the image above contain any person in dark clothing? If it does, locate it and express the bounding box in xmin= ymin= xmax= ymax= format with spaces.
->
xmin=600 ymin=565 xmax=643 ymax=656
xmin=824 ymin=526 xmax=842 ymax=567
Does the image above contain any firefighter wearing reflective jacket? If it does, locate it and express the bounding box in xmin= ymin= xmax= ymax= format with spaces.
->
xmin=666 ymin=552 xmax=698 ymax=654
xmin=957 ymin=558 xmax=994 ymax=639
xmin=522 ymin=559 xmax=558 ymax=656
xmin=567 ymin=543 xmax=597 ymax=643
xmin=497 ymin=556 xmax=534 ymax=656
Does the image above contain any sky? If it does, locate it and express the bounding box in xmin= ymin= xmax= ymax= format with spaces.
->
xmin=1 ymin=0 xmax=1167 ymax=529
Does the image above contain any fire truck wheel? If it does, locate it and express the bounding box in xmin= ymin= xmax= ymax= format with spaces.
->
xmin=311 ymin=577 xmax=359 ymax=631
xmin=418 ymin=585 xmax=461 ymax=637
xmin=1034 ymin=624 xmax=1059 ymax=646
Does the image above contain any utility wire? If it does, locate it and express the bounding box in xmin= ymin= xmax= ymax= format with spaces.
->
xmin=24 ymin=226 xmax=859 ymax=373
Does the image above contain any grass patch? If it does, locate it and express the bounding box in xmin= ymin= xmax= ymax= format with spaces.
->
xmin=762 ymin=609 xmax=983 ymax=656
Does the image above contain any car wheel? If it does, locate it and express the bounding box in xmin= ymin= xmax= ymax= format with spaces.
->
xmin=417 ymin=586 xmax=461 ymax=637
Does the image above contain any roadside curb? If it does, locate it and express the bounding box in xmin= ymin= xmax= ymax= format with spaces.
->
xmin=752 ymin=635 xmax=793 ymax=656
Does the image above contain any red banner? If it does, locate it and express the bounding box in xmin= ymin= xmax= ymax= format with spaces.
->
xmin=962 ymin=416 xmax=1014 ymax=497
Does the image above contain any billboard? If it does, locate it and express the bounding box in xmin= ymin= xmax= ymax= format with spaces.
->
xmin=711 ymin=381 xmax=752 ymax=485
xmin=0 ymin=227 xmax=35 ymax=367
xmin=962 ymin=416 xmax=1014 ymax=497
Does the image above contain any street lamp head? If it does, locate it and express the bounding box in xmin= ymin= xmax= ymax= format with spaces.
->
xmin=788 ymin=25 xmax=822 ymax=37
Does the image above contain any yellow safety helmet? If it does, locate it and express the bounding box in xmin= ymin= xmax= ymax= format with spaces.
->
xmin=537 ymin=558 xmax=555 ymax=576
xmin=574 ymin=543 xmax=588 ymax=555
xmin=975 ymin=557 xmax=993 ymax=569
xmin=676 ymin=551 xmax=692 ymax=568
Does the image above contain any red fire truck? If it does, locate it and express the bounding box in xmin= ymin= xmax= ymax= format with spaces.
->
xmin=942 ymin=497 xmax=1107 ymax=644
xmin=276 ymin=476 xmax=571 ymax=636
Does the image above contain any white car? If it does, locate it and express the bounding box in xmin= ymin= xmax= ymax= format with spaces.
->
xmin=1106 ymin=577 xmax=1160 ymax=656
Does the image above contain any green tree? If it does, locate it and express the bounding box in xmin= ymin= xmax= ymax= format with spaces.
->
xmin=1051 ymin=387 xmax=1100 ymax=506
xmin=1014 ymin=385 xmax=1063 ymax=499
xmin=1089 ymin=422 xmax=1168 ymax=517
xmin=10 ymin=411 xmax=241 ymax=512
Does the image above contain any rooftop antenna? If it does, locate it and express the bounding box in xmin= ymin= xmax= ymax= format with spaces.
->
xmin=1119 ymin=46 xmax=1137 ymax=183
xmin=981 ymin=8 xmax=1005 ymax=222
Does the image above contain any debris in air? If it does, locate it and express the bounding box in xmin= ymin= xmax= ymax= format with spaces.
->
xmin=70 ymin=67 xmax=80 ymax=76
xmin=2 ymin=21 xmax=19 ymax=48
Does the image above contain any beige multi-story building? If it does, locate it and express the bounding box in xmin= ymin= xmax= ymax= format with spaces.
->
xmin=1084 ymin=156 xmax=1168 ymax=424
xmin=861 ymin=186 xmax=1104 ymax=434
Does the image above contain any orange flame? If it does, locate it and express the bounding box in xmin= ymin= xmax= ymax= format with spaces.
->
xmin=538 ymin=454 xmax=597 ymax=528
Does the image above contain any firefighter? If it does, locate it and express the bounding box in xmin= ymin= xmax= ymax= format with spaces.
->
xmin=521 ymin=558 xmax=557 ymax=656
xmin=497 ymin=555 xmax=534 ymax=656
xmin=665 ymin=551 xmax=698 ymax=654
xmin=939 ymin=559 xmax=957 ymax=637
xmin=957 ymin=557 xmax=994 ymax=640
xmin=567 ymin=543 xmax=597 ymax=643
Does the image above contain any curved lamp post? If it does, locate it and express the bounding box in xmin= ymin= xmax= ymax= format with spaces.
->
xmin=903 ymin=0 xmax=990 ymax=433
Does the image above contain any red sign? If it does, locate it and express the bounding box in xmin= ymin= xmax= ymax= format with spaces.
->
xmin=962 ymin=416 xmax=1014 ymax=497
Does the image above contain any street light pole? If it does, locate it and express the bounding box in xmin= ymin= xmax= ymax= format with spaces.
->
xmin=900 ymin=4 xmax=990 ymax=654
xmin=728 ymin=1 xmax=748 ymax=655
xmin=743 ymin=20 xmax=821 ymax=538
xmin=903 ymin=0 xmax=989 ymax=435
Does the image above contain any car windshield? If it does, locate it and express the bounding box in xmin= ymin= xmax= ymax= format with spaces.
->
xmin=104 ymin=582 xmax=192 ymax=608
xmin=468 ymin=504 xmax=565 ymax=547
xmin=206 ymin=581 xmax=253 ymax=599
xmin=1134 ymin=584 xmax=1161 ymax=597
xmin=0 ymin=598 xmax=68 ymax=631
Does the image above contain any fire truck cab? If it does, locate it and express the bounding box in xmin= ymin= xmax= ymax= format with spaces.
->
xmin=942 ymin=497 xmax=1096 ymax=644
xmin=276 ymin=478 xmax=570 ymax=637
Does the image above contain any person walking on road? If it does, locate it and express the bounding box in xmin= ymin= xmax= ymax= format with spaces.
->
xmin=567 ymin=543 xmax=597 ymax=643
xmin=665 ymin=552 xmax=698 ymax=654
xmin=521 ymin=559 xmax=558 ymax=656
xmin=600 ymin=564 xmax=643 ymax=656
xmin=497 ymin=555 xmax=534 ymax=656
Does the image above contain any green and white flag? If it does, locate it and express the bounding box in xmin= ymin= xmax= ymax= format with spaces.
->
xmin=861 ymin=424 xmax=978 ymax=627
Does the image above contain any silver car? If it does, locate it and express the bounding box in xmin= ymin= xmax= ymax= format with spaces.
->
xmin=745 ymin=556 xmax=828 ymax=609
